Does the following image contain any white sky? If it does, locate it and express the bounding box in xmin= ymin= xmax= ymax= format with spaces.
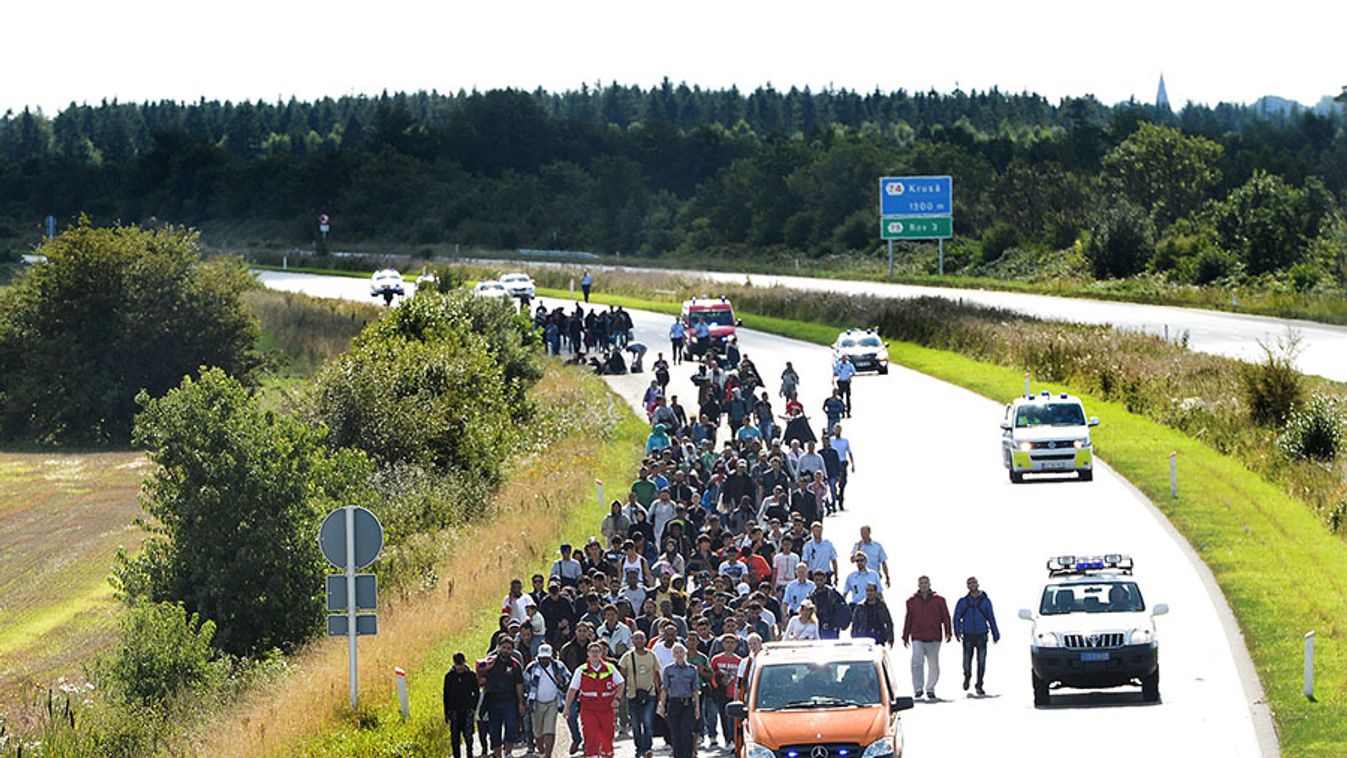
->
xmin=4 ymin=0 xmax=1344 ymax=116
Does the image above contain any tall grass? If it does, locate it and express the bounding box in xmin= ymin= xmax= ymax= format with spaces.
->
xmin=246 ymin=289 xmax=381 ymax=377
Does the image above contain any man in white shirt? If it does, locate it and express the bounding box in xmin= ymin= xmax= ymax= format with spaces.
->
xmin=651 ymin=621 xmax=682 ymax=670
xmin=851 ymin=525 xmax=891 ymax=588
xmin=801 ymin=522 xmax=839 ymax=582
xmin=597 ymin=605 xmax=633 ymax=657
xmin=843 ymin=552 xmax=885 ymax=604
xmin=503 ymin=577 xmax=535 ymax=624
xmin=782 ymin=562 xmax=815 ymax=614
xmin=796 ymin=441 xmax=825 ymax=480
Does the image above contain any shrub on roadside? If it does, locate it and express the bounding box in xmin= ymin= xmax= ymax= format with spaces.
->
xmin=115 ymin=368 xmax=375 ymax=656
xmin=1241 ymin=336 xmax=1304 ymax=426
xmin=1084 ymin=200 xmax=1155 ymax=279
xmin=100 ymin=602 xmax=224 ymax=705
xmin=1278 ymin=394 xmax=1345 ymax=462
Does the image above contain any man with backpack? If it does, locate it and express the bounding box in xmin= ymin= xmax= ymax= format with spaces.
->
xmin=952 ymin=576 xmax=1001 ymax=697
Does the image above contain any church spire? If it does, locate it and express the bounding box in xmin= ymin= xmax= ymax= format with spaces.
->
xmin=1156 ymin=73 xmax=1171 ymax=111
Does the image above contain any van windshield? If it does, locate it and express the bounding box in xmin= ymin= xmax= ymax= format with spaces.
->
xmin=689 ymin=310 xmax=735 ymax=327
xmin=1040 ymin=581 xmax=1145 ymax=615
xmin=1016 ymin=403 xmax=1085 ymax=428
xmin=754 ymin=661 xmax=881 ymax=710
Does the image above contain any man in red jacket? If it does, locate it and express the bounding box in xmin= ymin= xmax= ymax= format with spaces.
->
xmin=901 ymin=575 xmax=952 ymax=701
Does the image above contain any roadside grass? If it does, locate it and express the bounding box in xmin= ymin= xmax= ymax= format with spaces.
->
xmin=0 ymin=451 xmax=148 ymax=720
xmin=551 ymin=286 xmax=1346 ymax=755
xmin=194 ymin=363 xmax=647 ymax=757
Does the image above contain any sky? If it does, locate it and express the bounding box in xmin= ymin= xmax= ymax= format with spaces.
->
xmin=4 ymin=0 xmax=1344 ymax=116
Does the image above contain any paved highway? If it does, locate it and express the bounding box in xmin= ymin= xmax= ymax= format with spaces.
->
xmin=259 ymin=271 xmax=1276 ymax=757
xmin=459 ymin=259 xmax=1347 ymax=382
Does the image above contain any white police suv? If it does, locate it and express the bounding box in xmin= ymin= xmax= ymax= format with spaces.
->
xmin=1018 ymin=555 xmax=1168 ymax=706
xmin=1001 ymin=391 xmax=1098 ymax=483
xmin=369 ymin=268 xmax=405 ymax=305
xmin=831 ymin=328 xmax=890 ymax=374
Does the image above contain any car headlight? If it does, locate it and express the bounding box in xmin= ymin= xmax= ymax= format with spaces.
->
xmin=1034 ymin=631 xmax=1059 ymax=647
xmin=861 ymin=737 xmax=895 ymax=758
xmin=1074 ymin=438 xmax=1089 ymax=449
xmin=745 ymin=741 xmax=776 ymax=758
xmin=1129 ymin=627 xmax=1155 ymax=645
xmin=1018 ymin=441 xmax=1033 ymax=452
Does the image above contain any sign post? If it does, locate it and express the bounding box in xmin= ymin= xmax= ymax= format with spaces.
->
xmin=319 ymin=505 xmax=384 ymax=710
xmin=878 ymin=176 xmax=954 ymax=277
xmin=319 ymin=213 xmax=331 ymax=239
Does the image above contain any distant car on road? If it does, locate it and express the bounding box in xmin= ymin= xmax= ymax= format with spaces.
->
xmin=370 ymin=268 xmax=405 ymax=305
xmin=473 ymin=280 xmax=511 ymax=300
xmin=1019 ymin=554 xmax=1167 ymax=706
xmin=499 ymin=272 xmax=536 ymax=298
xmin=831 ymin=328 xmax=889 ymax=374
xmin=1001 ymin=391 xmax=1098 ymax=483
xmin=416 ymin=269 xmax=439 ymax=289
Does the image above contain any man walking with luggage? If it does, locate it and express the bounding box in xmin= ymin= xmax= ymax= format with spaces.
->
xmin=901 ymin=576 xmax=952 ymax=701
xmin=953 ymin=576 xmax=1000 ymax=697
xmin=525 ymin=644 xmax=572 ymax=758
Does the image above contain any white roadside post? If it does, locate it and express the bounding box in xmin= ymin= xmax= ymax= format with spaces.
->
xmin=596 ymin=479 xmax=604 ymax=510
xmin=1169 ymin=451 xmax=1178 ymax=499
xmin=1304 ymin=631 xmax=1315 ymax=699
xmin=396 ymin=667 xmax=410 ymax=719
xmin=1023 ymin=373 xmax=1031 ymax=396
xmin=569 ymin=278 xmax=575 ymax=298
xmin=346 ymin=505 xmax=358 ymax=710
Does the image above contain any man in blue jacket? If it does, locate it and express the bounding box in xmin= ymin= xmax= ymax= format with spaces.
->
xmin=810 ymin=569 xmax=851 ymax=639
xmin=952 ymin=576 xmax=1000 ymax=696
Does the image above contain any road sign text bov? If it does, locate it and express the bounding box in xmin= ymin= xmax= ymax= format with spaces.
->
xmin=879 ymin=176 xmax=952 ymax=216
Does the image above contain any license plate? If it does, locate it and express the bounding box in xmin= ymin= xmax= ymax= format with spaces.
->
xmin=1080 ymin=652 xmax=1110 ymax=662
xmin=1043 ymin=461 xmax=1070 ymax=470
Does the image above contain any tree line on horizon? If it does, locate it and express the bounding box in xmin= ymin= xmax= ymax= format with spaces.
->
xmin=1 ymin=83 xmax=1344 ymax=284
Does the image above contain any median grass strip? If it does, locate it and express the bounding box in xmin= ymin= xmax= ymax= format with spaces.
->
xmin=195 ymin=364 xmax=646 ymax=757
xmin=549 ymin=286 xmax=1344 ymax=755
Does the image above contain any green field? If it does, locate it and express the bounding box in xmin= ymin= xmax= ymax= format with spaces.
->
xmin=0 ymin=451 xmax=148 ymax=709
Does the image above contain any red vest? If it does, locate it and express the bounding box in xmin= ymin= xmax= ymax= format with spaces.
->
xmin=577 ymin=662 xmax=619 ymax=707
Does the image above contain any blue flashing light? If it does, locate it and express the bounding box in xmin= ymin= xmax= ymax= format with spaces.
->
xmin=839 ymin=751 xmax=849 ymax=756
xmin=1041 ymin=390 xmax=1050 ymax=396
xmin=787 ymin=752 xmax=799 ymax=757
xmin=1060 ymin=393 xmax=1069 ymax=399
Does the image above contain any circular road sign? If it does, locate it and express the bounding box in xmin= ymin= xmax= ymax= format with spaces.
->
xmin=319 ymin=213 xmax=330 ymax=225
xmin=319 ymin=506 xmax=384 ymax=570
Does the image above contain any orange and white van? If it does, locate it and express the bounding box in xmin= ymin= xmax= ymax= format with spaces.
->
xmin=727 ymin=640 xmax=915 ymax=758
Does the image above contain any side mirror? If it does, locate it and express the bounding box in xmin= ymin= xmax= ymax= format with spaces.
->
xmin=1088 ymin=417 xmax=1100 ymax=427
xmin=999 ymin=421 xmax=1012 ymax=432
xmin=726 ymin=701 xmax=748 ymax=720
xmin=884 ymin=342 xmax=891 ymax=348
xmin=892 ymin=695 xmax=914 ymax=712
xmin=1018 ymin=608 xmax=1033 ymax=621
xmin=1152 ymin=603 xmax=1169 ymax=617
xmin=736 ymin=319 xmax=744 ymax=327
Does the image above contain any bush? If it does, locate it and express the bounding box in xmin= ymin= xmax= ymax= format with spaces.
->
xmin=1287 ymin=261 xmax=1325 ymax=293
xmin=1241 ymin=335 xmax=1304 ymax=426
xmin=115 ymin=368 xmax=374 ymax=656
xmin=1190 ymin=245 xmax=1242 ymax=285
xmin=979 ymin=221 xmax=1021 ymax=263
xmin=101 ymin=602 xmax=224 ymax=705
xmin=1279 ymin=394 xmax=1345 ymax=461
xmin=1084 ymin=200 xmax=1155 ymax=279
xmin=0 ymin=221 xmax=260 ymax=443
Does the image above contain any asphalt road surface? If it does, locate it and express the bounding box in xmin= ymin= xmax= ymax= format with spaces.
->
xmin=259 ymin=271 xmax=1276 ymax=757
xmin=460 ymin=259 xmax=1347 ymax=382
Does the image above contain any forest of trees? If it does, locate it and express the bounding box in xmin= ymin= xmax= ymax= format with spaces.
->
xmin=1 ymin=82 xmax=1344 ymax=284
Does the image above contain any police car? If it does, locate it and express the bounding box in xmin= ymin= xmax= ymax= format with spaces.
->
xmin=369 ymin=268 xmax=405 ymax=305
xmin=831 ymin=328 xmax=890 ymax=374
xmin=500 ymin=272 xmax=536 ymax=298
xmin=1001 ymin=391 xmax=1098 ymax=483
xmin=1017 ymin=555 xmax=1167 ymax=706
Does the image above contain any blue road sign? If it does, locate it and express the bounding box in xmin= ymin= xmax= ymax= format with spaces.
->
xmin=879 ymin=176 xmax=952 ymax=216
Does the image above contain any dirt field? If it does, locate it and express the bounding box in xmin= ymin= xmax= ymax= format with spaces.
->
xmin=0 ymin=450 xmax=148 ymax=709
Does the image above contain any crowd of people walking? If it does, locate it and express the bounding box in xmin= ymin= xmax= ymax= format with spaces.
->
xmin=444 ymin=314 xmax=1000 ymax=758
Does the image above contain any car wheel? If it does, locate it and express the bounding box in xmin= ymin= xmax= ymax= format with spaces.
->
xmin=1141 ymin=666 xmax=1160 ymax=702
xmin=1078 ymin=469 xmax=1093 ymax=482
xmin=1032 ymin=671 xmax=1050 ymax=706
xmin=1009 ymin=468 xmax=1024 ymax=484
xmin=878 ymin=365 xmax=889 ymax=375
